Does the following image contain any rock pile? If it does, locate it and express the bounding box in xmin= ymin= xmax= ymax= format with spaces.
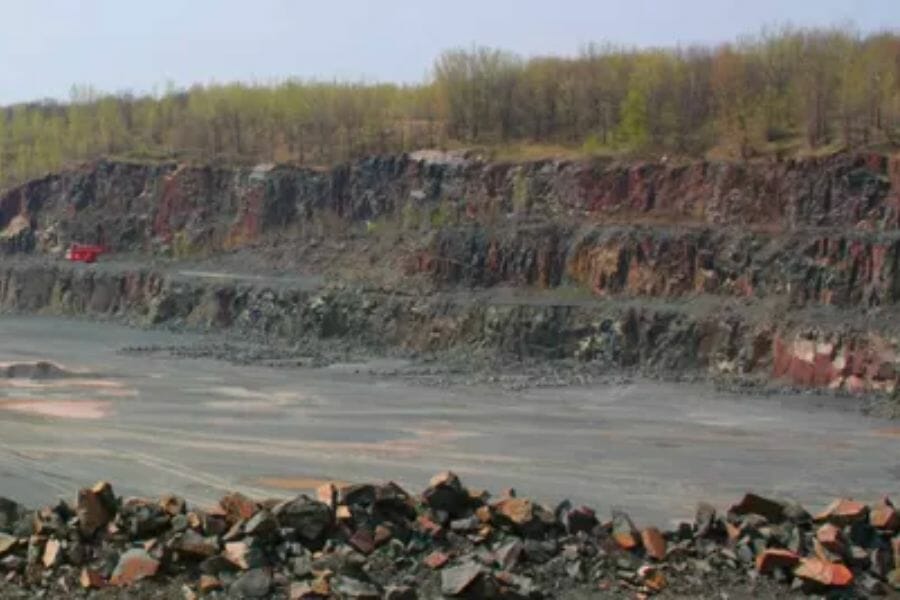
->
xmin=0 ymin=475 xmax=897 ymax=598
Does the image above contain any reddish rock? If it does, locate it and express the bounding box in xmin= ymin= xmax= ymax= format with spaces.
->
xmin=424 ymin=551 xmax=450 ymax=569
xmin=77 ymin=481 xmax=116 ymax=537
xmin=815 ymin=499 xmax=868 ymax=524
xmin=79 ymin=568 xmax=105 ymax=589
xmin=613 ymin=531 xmax=638 ymax=550
xmin=729 ymin=493 xmax=785 ymax=522
xmin=794 ymin=558 xmax=854 ymax=587
xmin=416 ymin=515 xmax=443 ymax=538
xmin=812 ymin=539 xmax=842 ymax=564
xmin=816 ymin=523 xmax=844 ymax=552
xmin=611 ymin=511 xmax=639 ymax=551
xmin=218 ymin=492 xmax=258 ymax=524
xmin=199 ymin=575 xmax=222 ymax=593
xmin=349 ymin=528 xmax=375 ymax=555
xmin=641 ymin=527 xmax=667 ymax=560
xmin=639 ymin=565 xmax=667 ymax=592
xmin=755 ymin=549 xmax=800 ymax=574
xmin=846 ymin=375 xmax=867 ymax=394
xmin=870 ymin=498 xmax=899 ymax=531
xmin=494 ymin=498 xmax=533 ymax=526
xmin=110 ymin=549 xmax=160 ymax=586
xmin=373 ymin=524 xmax=393 ymax=547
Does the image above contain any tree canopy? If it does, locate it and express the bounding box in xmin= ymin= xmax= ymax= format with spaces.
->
xmin=1 ymin=26 xmax=898 ymax=188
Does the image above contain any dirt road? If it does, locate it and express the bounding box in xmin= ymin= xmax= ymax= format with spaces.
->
xmin=0 ymin=315 xmax=896 ymax=523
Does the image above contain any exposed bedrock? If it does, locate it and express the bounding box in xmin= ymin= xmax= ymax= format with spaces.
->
xmin=420 ymin=225 xmax=900 ymax=308
xmin=0 ymin=262 xmax=898 ymax=395
xmin=1 ymin=150 xmax=899 ymax=394
xmin=0 ymin=151 xmax=898 ymax=259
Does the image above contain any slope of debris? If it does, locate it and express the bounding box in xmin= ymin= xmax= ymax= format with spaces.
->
xmin=0 ymin=474 xmax=897 ymax=599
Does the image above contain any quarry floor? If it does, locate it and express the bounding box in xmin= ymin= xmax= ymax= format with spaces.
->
xmin=0 ymin=316 xmax=897 ymax=525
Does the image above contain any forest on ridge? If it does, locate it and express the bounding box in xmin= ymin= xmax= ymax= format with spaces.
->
xmin=0 ymin=26 xmax=899 ymax=188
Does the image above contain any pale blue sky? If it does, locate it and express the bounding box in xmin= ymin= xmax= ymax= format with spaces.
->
xmin=0 ymin=0 xmax=896 ymax=104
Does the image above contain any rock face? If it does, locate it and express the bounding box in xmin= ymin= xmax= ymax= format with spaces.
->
xmin=1 ymin=151 xmax=900 ymax=394
xmin=1 ymin=152 xmax=897 ymax=256
xmin=1 ymin=259 xmax=899 ymax=394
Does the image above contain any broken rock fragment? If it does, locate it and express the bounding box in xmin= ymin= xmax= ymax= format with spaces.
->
xmin=611 ymin=511 xmax=639 ymax=550
xmin=641 ymin=527 xmax=667 ymax=560
xmin=729 ymin=492 xmax=786 ymax=523
xmin=77 ymin=481 xmax=116 ymax=538
xmin=224 ymin=541 xmax=266 ymax=570
xmin=441 ymin=561 xmax=483 ymax=597
xmin=230 ymin=568 xmax=273 ymax=599
xmin=0 ymin=533 xmax=16 ymax=556
xmin=219 ymin=492 xmax=259 ymax=525
xmin=423 ymin=551 xmax=450 ymax=569
xmin=110 ymin=549 xmax=159 ymax=586
xmin=815 ymin=499 xmax=868 ymax=525
xmin=794 ymin=557 xmax=854 ymax=588
xmin=172 ymin=529 xmax=219 ymax=559
xmin=561 ymin=504 xmax=597 ymax=535
xmin=273 ymin=496 xmax=333 ymax=547
xmin=41 ymin=538 xmax=62 ymax=568
xmin=870 ymin=497 xmax=899 ymax=531
xmin=422 ymin=471 xmax=469 ymax=517
xmin=755 ymin=548 xmax=800 ymax=574
xmin=79 ymin=567 xmax=105 ymax=589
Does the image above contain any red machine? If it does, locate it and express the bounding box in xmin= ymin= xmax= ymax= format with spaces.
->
xmin=65 ymin=244 xmax=106 ymax=263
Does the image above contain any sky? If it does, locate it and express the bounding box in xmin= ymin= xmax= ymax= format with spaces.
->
xmin=0 ymin=0 xmax=896 ymax=104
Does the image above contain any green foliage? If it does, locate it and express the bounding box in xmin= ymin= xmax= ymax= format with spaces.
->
xmin=0 ymin=27 xmax=899 ymax=190
xmin=617 ymin=86 xmax=650 ymax=147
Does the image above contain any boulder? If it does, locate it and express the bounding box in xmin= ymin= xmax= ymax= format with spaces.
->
xmin=273 ymin=497 xmax=333 ymax=548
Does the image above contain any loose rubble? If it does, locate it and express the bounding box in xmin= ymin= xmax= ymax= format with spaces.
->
xmin=0 ymin=475 xmax=897 ymax=598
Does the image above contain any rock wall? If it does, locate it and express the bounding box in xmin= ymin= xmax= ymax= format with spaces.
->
xmin=1 ymin=151 xmax=900 ymax=393
xmin=422 ymin=226 xmax=900 ymax=308
xmin=0 ymin=152 xmax=896 ymax=256
xmin=1 ymin=262 xmax=898 ymax=394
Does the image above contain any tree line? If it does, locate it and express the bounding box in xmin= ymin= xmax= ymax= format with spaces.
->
xmin=1 ymin=26 xmax=898 ymax=189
